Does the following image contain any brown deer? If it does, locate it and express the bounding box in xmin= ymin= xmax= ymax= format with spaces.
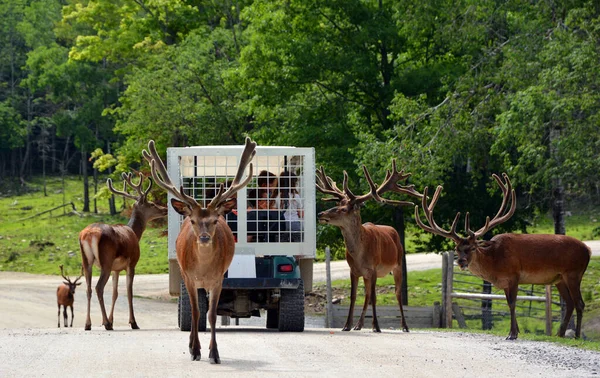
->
xmin=143 ymin=137 xmax=256 ymax=363
xmin=414 ymin=173 xmax=591 ymax=340
xmin=56 ymin=264 xmax=83 ymax=328
xmin=316 ymin=160 xmax=422 ymax=332
xmin=79 ymin=172 xmax=168 ymax=330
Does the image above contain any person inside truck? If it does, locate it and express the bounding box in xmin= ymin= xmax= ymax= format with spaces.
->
xmin=247 ymin=171 xmax=286 ymax=242
xmin=276 ymin=170 xmax=303 ymax=242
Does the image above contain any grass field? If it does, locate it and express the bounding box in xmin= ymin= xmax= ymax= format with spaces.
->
xmin=0 ymin=176 xmax=169 ymax=275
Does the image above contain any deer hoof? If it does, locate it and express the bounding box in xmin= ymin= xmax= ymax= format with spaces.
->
xmin=130 ymin=322 xmax=139 ymax=330
xmin=505 ymin=334 xmax=518 ymax=340
xmin=209 ymin=349 xmax=221 ymax=364
xmin=104 ymin=323 xmax=113 ymax=331
xmin=189 ymin=348 xmax=201 ymax=361
xmin=84 ymin=324 xmax=91 ymax=331
xmin=341 ymin=327 xmax=351 ymax=332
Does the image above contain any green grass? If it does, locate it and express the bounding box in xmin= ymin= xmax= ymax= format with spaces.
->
xmin=527 ymin=209 xmax=600 ymax=240
xmin=0 ymin=176 xmax=168 ymax=275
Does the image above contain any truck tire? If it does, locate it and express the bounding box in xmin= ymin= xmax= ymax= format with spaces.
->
xmin=197 ymin=289 xmax=208 ymax=332
xmin=266 ymin=309 xmax=279 ymax=329
xmin=179 ymin=283 xmax=208 ymax=332
xmin=278 ymin=280 xmax=305 ymax=332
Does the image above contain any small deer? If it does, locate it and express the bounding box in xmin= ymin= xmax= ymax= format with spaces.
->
xmin=79 ymin=172 xmax=168 ymax=330
xmin=316 ymin=160 xmax=422 ymax=332
xmin=414 ymin=173 xmax=591 ymax=339
xmin=143 ymin=137 xmax=256 ymax=363
xmin=56 ymin=264 xmax=83 ymax=328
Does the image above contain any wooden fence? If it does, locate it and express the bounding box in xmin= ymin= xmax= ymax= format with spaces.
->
xmin=329 ymin=304 xmax=441 ymax=329
xmin=440 ymin=251 xmax=561 ymax=335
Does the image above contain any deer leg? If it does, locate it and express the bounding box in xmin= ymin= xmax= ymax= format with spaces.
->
xmin=393 ymin=266 xmax=409 ymax=332
xmin=63 ymin=306 xmax=68 ymax=327
xmin=503 ymin=285 xmax=519 ymax=340
xmin=69 ymin=305 xmax=74 ymax=327
xmin=343 ymin=273 xmax=359 ymax=331
xmin=369 ymin=275 xmax=382 ymax=333
xmin=84 ymin=263 xmax=93 ymax=331
xmin=95 ymin=269 xmax=113 ymax=330
xmin=57 ymin=304 xmax=61 ymax=328
xmin=108 ymin=271 xmax=119 ymax=326
xmin=208 ymin=286 xmax=222 ymax=364
xmin=563 ymin=275 xmax=585 ymax=338
xmin=126 ymin=266 xmax=139 ymax=329
xmin=186 ymin=280 xmax=201 ymax=361
xmin=353 ymin=276 xmax=371 ymax=331
xmin=555 ymin=281 xmax=575 ymax=337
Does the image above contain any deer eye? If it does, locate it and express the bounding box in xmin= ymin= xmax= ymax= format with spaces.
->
xmin=190 ymin=220 xmax=195 ymax=225
xmin=213 ymin=219 xmax=218 ymax=225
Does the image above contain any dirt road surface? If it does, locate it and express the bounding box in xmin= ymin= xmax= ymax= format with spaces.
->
xmin=2 ymin=327 xmax=600 ymax=377
xmin=1 ymin=243 xmax=599 ymax=377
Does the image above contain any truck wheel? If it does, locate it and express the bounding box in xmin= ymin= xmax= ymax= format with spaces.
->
xmin=278 ymin=280 xmax=305 ymax=332
xmin=197 ymin=289 xmax=208 ymax=332
xmin=266 ymin=309 xmax=279 ymax=329
xmin=179 ymin=283 xmax=191 ymax=332
xmin=179 ymin=283 xmax=208 ymax=332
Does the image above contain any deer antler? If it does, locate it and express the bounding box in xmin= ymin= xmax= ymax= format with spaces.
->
xmin=59 ymin=265 xmax=83 ymax=284
xmin=143 ymin=138 xmax=256 ymax=212
xmin=414 ymin=186 xmax=462 ymax=243
xmin=207 ymin=137 xmax=256 ymax=210
xmin=467 ymin=173 xmax=516 ymax=239
xmin=316 ymin=166 xmax=346 ymax=202
xmin=368 ymin=159 xmax=423 ymax=206
xmin=143 ymin=140 xmax=199 ymax=209
xmin=316 ymin=166 xmax=379 ymax=206
xmin=107 ymin=172 xmax=153 ymax=201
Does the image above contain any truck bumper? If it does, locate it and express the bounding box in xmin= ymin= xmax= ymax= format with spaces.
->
xmin=221 ymin=278 xmax=302 ymax=290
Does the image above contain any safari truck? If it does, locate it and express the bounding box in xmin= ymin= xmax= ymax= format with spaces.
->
xmin=164 ymin=144 xmax=316 ymax=332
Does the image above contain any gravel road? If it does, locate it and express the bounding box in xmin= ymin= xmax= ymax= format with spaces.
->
xmin=1 ymin=327 xmax=599 ymax=377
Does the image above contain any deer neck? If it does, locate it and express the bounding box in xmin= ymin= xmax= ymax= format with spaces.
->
xmin=338 ymin=213 xmax=366 ymax=256
xmin=127 ymin=210 xmax=147 ymax=240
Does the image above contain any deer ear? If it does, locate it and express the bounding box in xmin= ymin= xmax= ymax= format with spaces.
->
xmin=63 ymin=281 xmax=70 ymax=286
xmin=476 ymin=240 xmax=494 ymax=253
xmin=171 ymin=199 xmax=192 ymax=217
xmin=76 ymin=282 xmax=82 ymax=286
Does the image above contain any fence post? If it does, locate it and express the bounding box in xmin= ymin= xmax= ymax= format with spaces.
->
xmin=481 ymin=280 xmax=493 ymax=330
xmin=325 ymin=246 xmax=333 ymax=328
xmin=545 ymin=285 xmax=553 ymax=336
xmin=445 ymin=251 xmax=454 ymax=328
xmin=441 ymin=252 xmax=448 ymax=328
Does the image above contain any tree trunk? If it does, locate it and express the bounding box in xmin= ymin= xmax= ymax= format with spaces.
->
xmin=82 ymin=146 xmax=90 ymax=212
xmin=19 ymin=94 xmax=32 ymax=186
xmin=393 ymin=206 xmax=408 ymax=306
xmin=107 ymin=141 xmax=117 ymax=215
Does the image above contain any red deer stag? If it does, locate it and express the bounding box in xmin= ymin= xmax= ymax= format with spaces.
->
xmin=414 ymin=173 xmax=591 ymax=340
xmin=143 ymin=137 xmax=256 ymax=363
xmin=79 ymin=173 xmax=167 ymax=330
xmin=56 ymin=264 xmax=83 ymax=327
xmin=316 ymin=160 xmax=422 ymax=332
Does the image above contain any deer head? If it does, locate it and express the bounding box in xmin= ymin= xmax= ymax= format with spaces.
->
xmin=143 ymin=138 xmax=256 ymax=247
xmin=59 ymin=264 xmax=83 ymax=295
xmin=316 ymin=159 xmax=422 ymax=227
xmin=414 ymin=173 xmax=516 ymax=269
xmin=107 ymin=172 xmax=168 ymax=222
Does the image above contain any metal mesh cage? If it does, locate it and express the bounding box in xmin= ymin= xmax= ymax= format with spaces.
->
xmin=166 ymin=146 xmax=316 ymax=260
